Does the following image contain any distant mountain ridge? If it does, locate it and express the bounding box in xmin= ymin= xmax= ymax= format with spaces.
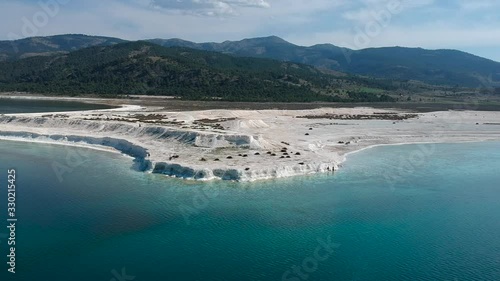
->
xmin=150 ymin=36 xmax=346 ymax=69
xmin=0 ymin=34 xmax=125 ymax=61
xmin=151 ymin=36 xmax=500 ymax=87
xmin=1 ymin=34 xmax=499 ymax=87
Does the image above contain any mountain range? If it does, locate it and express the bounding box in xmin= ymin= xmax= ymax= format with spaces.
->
xmin=0 ymin=41 xmax=399 ymax=102
xmin=1 ymin=34 xmax=499 ymax=88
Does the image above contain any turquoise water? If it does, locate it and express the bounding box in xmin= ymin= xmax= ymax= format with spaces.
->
xmin=1 ymin=140 xmax=500 ymax=280
xmin=0 ymin=98 xmax=114 ymax=114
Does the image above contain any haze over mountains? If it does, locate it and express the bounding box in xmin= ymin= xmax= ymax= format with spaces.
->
xmin=1 ymin=34 xmax=500 ymax=88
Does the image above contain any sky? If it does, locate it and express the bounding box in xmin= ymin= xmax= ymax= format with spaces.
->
xmin=1 ymin=0 xmax=499 ymax=61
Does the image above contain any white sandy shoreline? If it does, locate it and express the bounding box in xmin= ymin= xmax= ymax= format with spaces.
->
xmin=341 ymin=139 xmax=496 ymax=162
xmin=0 ymin=135 xmax=131 ymax=157
xmin=0 ymin=93 xmax=121 ymax=106
xmin=2 ymin=101 xmax=500 ymax=181
xmin=1 ymin=135 xmax=496 ymax=176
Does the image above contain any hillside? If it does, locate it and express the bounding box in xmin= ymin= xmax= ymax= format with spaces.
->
xmin=150 ymin=36 xmax=346 ymax=69
xmin=152 ymin=36 xmax=500 ymax=88
xmin=0 ymin=34 xmax=125 ymax=61
xmin=0 ymin=41 xmax=395 ymax=102
xmin=339 ymin=47 xmax=500 ymax=87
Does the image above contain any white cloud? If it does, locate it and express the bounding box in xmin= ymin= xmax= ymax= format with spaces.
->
xmin=459 ymin=0 xmax=500 ymax=11
xmin=287 ymin=23 xmax=500 ymax=51
xmin=342 ymin=9 xmax=375 ymax=23
xmin=149 ymin=0 xmax=270 ymax=16
xmin=228 ymin=0 xmax=271 ymax=8
xmin=342 ymin=0 xmax=435 ymax=24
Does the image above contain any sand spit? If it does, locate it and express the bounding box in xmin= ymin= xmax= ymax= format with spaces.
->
xmin=1 ymin=105 xmax=500 ymax=181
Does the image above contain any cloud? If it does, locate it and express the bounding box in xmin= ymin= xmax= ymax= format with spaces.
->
xmin=286 ymin=24 xmax=500 ymax=50
xmin=227 ymin=0 xmax=270 ymax=8
xmin=342 ymin=0 xmax=435 ymax=23
xmin=149 ymin=0 xmax=270 ymax=16
xmin=459 ymin=0 xmax=500 ymax=11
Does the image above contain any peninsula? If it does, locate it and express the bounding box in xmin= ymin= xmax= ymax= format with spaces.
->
xmin=1 ymin=95 xmax=499 ymax=181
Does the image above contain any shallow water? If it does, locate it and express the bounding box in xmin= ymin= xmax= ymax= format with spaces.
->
xmin=0 ymin=98 xmax=114 ymax=114
xmin=0 ymin=140 xmax=499 ymax=280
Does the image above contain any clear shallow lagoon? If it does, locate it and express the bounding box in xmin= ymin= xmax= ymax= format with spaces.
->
xmin=1 ymin=140 xmax=499 ymax=281
xmin=0 ymin=98 xmax=114 ymax=114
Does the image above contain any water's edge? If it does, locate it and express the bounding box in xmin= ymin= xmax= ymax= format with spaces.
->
xmin=0 ymin=132 xmax=495 ymax=183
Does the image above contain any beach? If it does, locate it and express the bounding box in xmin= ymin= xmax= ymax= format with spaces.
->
xmin=1 ymin=96 xmax=500 ymax=181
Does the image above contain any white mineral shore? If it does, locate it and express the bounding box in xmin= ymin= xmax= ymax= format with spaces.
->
xmin=1 ymin=103 xmax=500 ymax=181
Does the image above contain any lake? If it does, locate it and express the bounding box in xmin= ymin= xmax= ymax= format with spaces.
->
xmin=0 ymin=140 xmax=499 ymax=280
xmin=0 ymin=98 xmax=115 ymax=114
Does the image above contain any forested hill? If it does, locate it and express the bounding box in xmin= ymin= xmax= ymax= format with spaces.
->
xmin=0 ymin=34 xmax=125 ymax=61
xmin=0 ymin=41 xmax=395 ymax=102
xmin=152 ymin=36 xmax=500 ymax=88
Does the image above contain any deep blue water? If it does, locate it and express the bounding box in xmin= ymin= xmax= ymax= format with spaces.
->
xmin=0 ymin=98 xmax=114 ymax=114
xmin=0 ymin=140 xmax=499 ymax=281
